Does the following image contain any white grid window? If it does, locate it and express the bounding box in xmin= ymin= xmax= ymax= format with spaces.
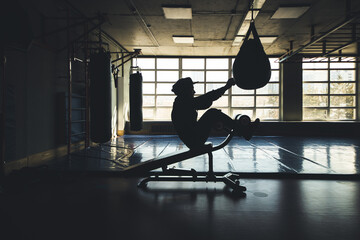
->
xmin=303 ymin=58 xmax=357 ymax=120
xmin=231 ymin=58 xmax=280 ymax=120
xmin=135 ymin=57 xmax=280 ymax=121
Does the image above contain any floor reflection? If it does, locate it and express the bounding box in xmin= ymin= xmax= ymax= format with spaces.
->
xmin=63 ymin=135 xmax=360 ymax=175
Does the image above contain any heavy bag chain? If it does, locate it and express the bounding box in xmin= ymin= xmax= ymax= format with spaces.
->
xmin=232 ymin=1 xmax=271 ymax=90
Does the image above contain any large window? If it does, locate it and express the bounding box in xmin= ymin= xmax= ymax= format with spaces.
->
xmin=231 ymin=58 xmax=280 ymax=120
xmin=303 ymin=58 xmax=357 ymax=120
xmin=135 ymin=57 xmax=280 ymax=121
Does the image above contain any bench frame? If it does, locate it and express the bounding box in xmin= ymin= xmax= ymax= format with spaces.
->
xmin=123 ymin=130 xmax=246 ymax=194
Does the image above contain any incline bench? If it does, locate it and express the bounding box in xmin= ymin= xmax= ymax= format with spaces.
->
xmin=123 ymin=130 xmax=246 ymax=194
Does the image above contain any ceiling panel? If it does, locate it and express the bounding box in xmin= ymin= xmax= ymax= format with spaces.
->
xmin=68 ymin=0 xmax=360 ymax=57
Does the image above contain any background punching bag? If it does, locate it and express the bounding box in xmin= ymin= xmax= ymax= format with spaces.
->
xmin=89 ymin=52 xmax=112 ymax=143
xmin=233 ymin=21 xmax=271 ymax=90
xmin=129 ymin=72 xmax=143 ymax=131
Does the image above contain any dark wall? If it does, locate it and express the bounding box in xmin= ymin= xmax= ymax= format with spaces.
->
xmin=1 ymin=0 xmax=128 ymax=171
xmin=26 ymin=45 xmax=57 ymax=155
xmin=2 ymin=8 xmax=62 ymax=163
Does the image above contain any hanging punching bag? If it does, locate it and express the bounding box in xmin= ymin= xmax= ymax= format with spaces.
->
xmin=130 ymin=72 xmax=143 ymax=131
xmin=89 ymin=52 xmax=112 ymax=143
xmin=233 ymin=21 xmax=271 ymax=90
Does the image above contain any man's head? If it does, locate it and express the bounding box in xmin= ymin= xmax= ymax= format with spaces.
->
xmin=172 ymin=77 xmax=197 ymax=97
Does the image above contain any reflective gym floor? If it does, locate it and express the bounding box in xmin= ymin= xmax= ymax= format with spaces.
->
xmin=1 ymin=135 xmax=360 ymax=240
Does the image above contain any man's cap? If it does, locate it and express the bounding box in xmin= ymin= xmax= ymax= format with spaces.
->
xmin=172 ymin=77 xmax=198 ymax=95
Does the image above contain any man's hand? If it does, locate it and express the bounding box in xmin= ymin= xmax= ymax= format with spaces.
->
xmin=225 ymin=78 xmax=235 ymax=89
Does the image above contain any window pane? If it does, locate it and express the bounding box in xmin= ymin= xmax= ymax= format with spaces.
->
xmin=303 ymin=96 xmax=328 ymax=107
xmin=330 ymin=70 xmax=355 ymax=81
xmin=182 ymin=58 xmax=205 ymax=69
xmin=303 ymin=70 xmax=327 ymax=81
xmin=330 ymin=96 xmax=356 ymax=107
xmin=232 ymin=96 xmax=254 ymax=107
xmin=206 ymin=58 xmax=228 ymax=69
xmin=303 ymin=108 xmax=328 ymax=120
xmin=157 ymin=71 xmax=179 ymax=82
xmin=157 ymin=83 xmax=173 ymax=94
xmin=269 ymin=58 xmax=279 ymax=70
xmin=232 ymin=109 xmax=254 ymax=119
xmin=303 ymin=62 xmax=327 ymax=69
xmin=212 ymin=97 xmax=228 ymax=107
xmin=197 ymin=110 xmax=206 ymax=118
xmin=329 ymin=62 xmax=355 ymax=69
xmin=141 ymin=71 xmax=155 ymax=82
xmin=270 ymin=71 xmax=279 ymax=82
xmin=302 ymin=57 xmax=357 ymax=122
xmin=329 ymin=109 xmax=355 ymax=120
xmin=137 ymin=58 xmax=155 ymax=69
xmin=143 ymin=108 xmax=154 ymax=120
xmin=303 ymin=83 xmax=328 ymax=94
xmin=256 ymin=109 xmax=279 ymax=120
xmin=206 ymin=83 xmax=228 ymax=94
xmin=232 ymin=87 xmax=254 ymax=95
xmin=330 ymin=83 xmax=355 ymax=94
xmin=157 ymin=58 xmax=179 ymax=69
xmin=156 ymin=96 xmax=175 ymax=107
xmin=143 ymin=83 xmax=155 ymax=94
xmin=206 ymin=71 xmax=228 ymax=82
xmin=155 ymin=108 xmax=172 ymax=120
xmin=256 ymin=83 xmax=279 ymax=94
xmin=182 ymin=71 xmax=204 ymax=82
xmin=256 ymin=96 xmax=279 ymax=107
xmin=143 ymin=96 xmax=155 ymax=106
xmin=193 ymin=83 xmax=204 ymax=94
xmin=218 ymin=108 xmax=229 ymax=115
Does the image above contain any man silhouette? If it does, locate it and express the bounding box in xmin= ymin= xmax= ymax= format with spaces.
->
xmin=171 ymin=77 xmax=259 ymax=149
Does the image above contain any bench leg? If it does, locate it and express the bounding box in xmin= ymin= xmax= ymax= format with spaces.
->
xmin=137 ymin=172 xmax=247 ymax=194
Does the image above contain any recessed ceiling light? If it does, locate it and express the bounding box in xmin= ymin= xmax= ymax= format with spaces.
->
xmin=173 ymin=35 xmax=194 ymax=44
xmin=259 ymin=36 xmax=277 ymax=44
xmin=162 ymin=7 xmax=192 ymax=19
xmin=271 ymin=6 xmax=310 ymax=19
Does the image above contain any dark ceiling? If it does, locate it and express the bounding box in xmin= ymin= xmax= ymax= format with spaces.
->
xmin=68 ymin=0 xmax=360 ymax=57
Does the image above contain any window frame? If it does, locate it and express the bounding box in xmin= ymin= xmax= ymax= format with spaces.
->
xmin=302 ymin=57 xmax=357 ymax=121
xmin=134 ymin=57 xmax=281 ymax=121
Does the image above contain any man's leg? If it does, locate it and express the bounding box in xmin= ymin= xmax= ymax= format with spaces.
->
xmin=198 ymin=109 xmax=260 ymax=142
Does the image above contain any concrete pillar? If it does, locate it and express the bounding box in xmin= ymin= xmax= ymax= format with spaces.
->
xmin=281 ymin=55 xmax=303 ymax=121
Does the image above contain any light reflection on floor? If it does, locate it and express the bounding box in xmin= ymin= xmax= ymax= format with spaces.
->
xmin=66 ymin=135 xmax=360 ymax=175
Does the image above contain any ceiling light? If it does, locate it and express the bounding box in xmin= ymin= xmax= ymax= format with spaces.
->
xmin=271 ymin=6 xmax=310 ymax=19
xmin=259 ymin=36 xmax=277 ymax=44
xmin=162 ymin=7 xmax=192 ymax=19
xmin=173 ymin=35 xmax=194 ymax=44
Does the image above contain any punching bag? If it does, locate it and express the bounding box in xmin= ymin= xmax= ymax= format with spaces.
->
xmin=233 ymin=21 xmax=271 ymax=90
xmin=89 ymin=52 xmax=112 ymax=143
xmin=129 ymin=72 xmax=143 ymax=131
